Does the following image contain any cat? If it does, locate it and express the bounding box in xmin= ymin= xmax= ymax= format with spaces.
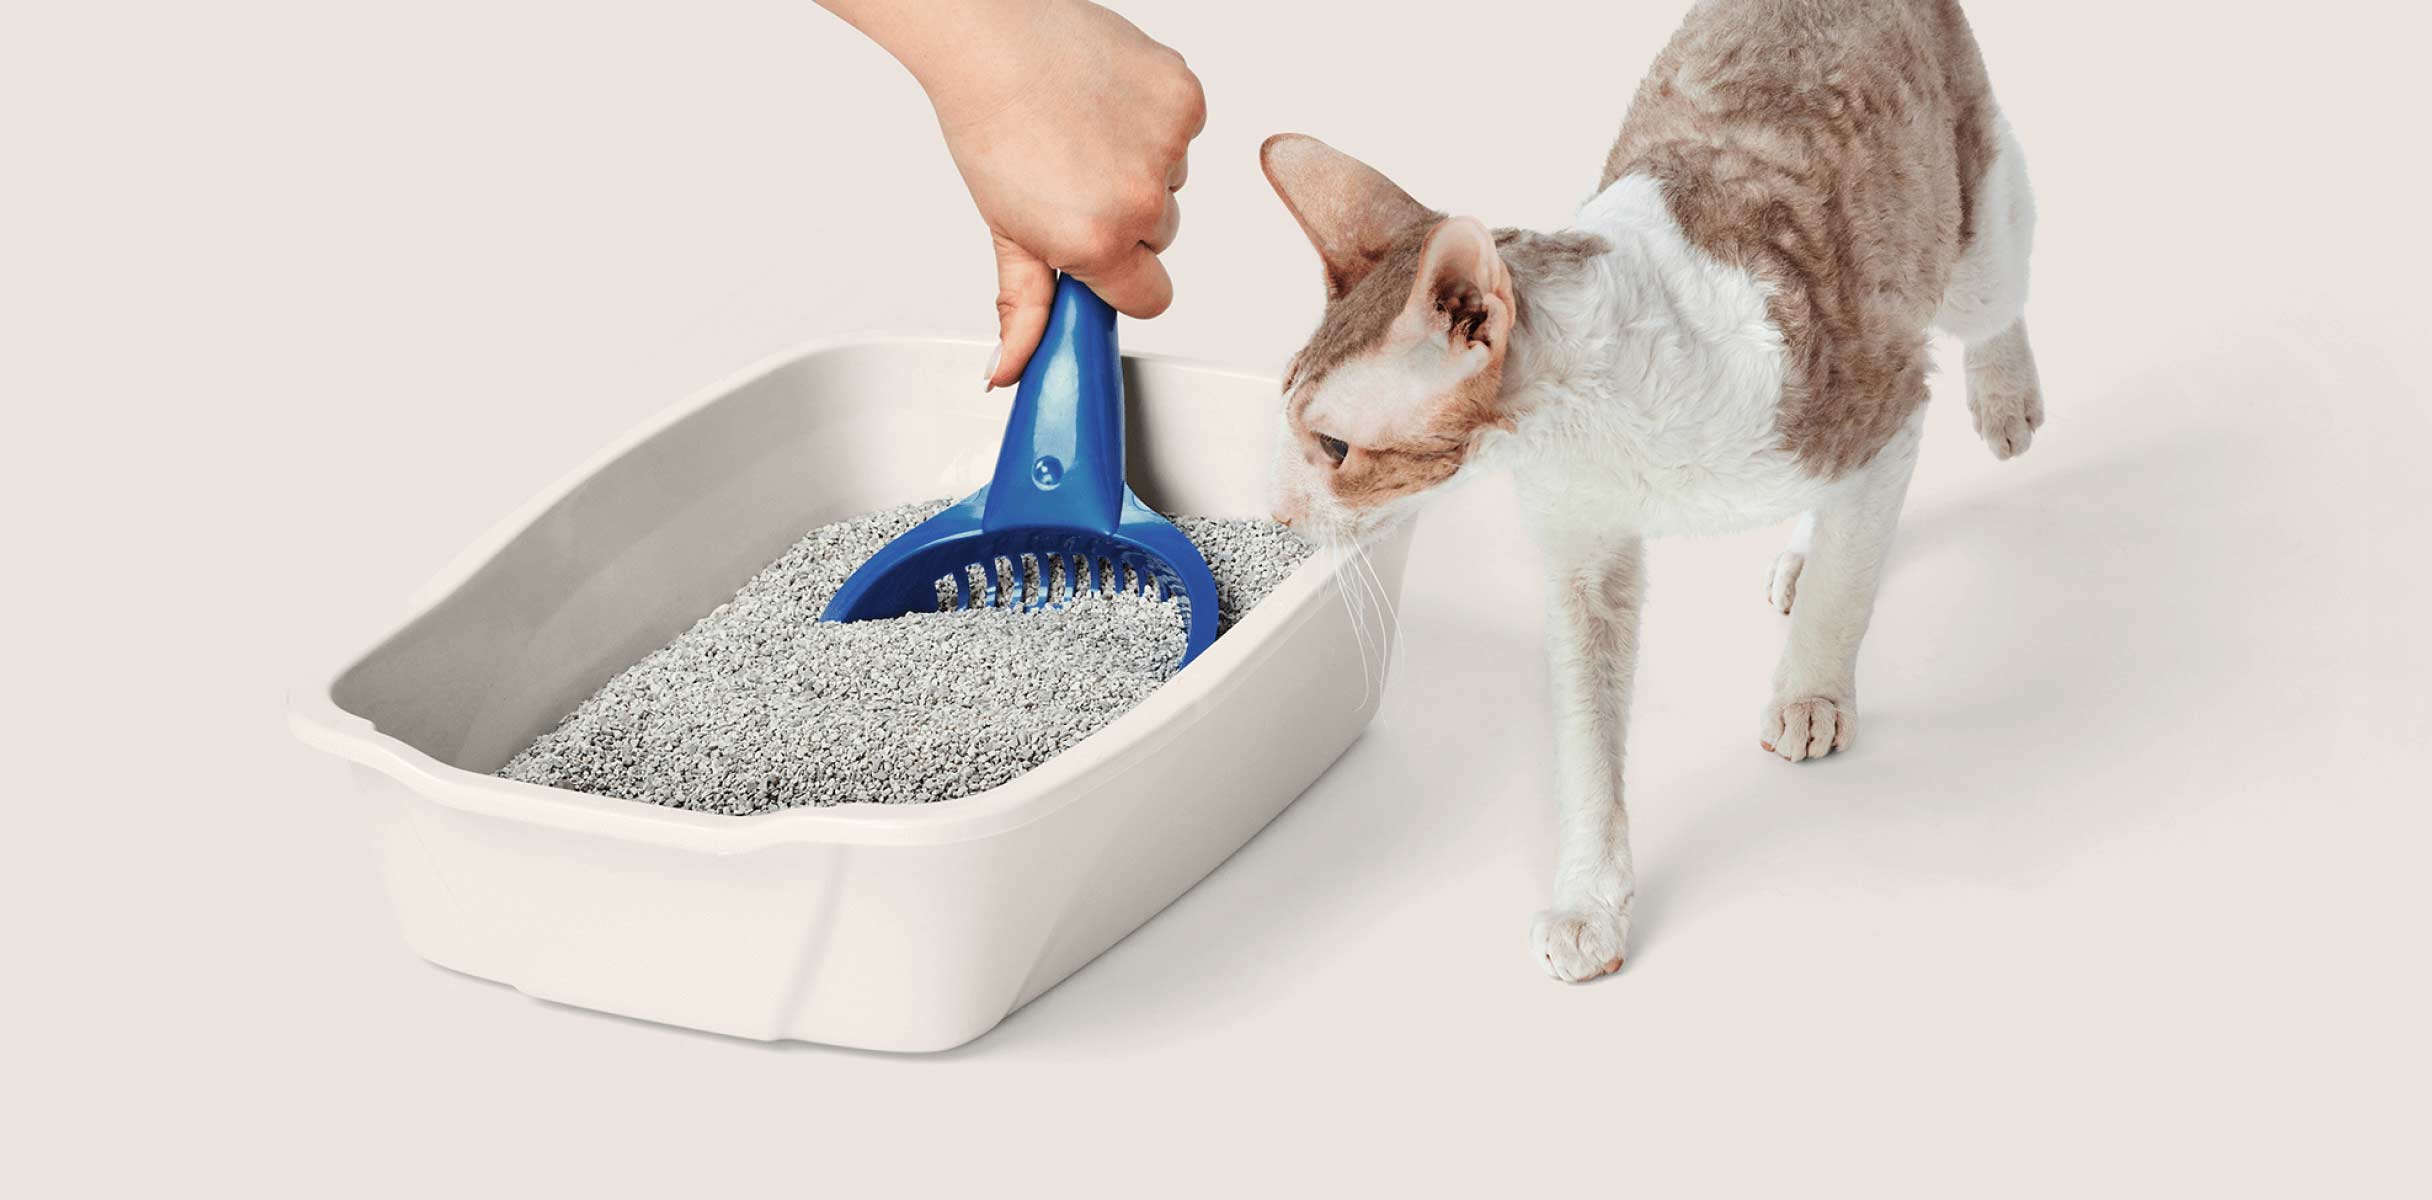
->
xmin=1259 ymin=0 xmax=2039 ymax=981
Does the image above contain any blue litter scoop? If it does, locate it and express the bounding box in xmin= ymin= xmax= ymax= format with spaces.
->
xmin=820 ymin=274 xmax=1221 ymax=668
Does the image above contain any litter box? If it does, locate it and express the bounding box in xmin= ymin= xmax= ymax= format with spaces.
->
xmin=288 ymin=336 xmax=1412 ymax=1052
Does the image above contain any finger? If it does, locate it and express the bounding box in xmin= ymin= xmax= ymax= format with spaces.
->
xmin=1166 ymin=151 xmax=1188 ymax=192
xmin=1074 ymin=247 xmax=1173 ymax=319
xmin=1143 ymin=193 xmax=1181 ymax=254
xmin=989 ymin=235 xmax=1056 ymax=390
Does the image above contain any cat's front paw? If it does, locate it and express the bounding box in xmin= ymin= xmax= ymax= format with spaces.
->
xmin=1761 ymin=695 xmax=1854 ymax=762
xmin=1531 ymin=903 xmax=1630 ymax=982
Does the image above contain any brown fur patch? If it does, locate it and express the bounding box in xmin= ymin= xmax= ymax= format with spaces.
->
xmin=1600 ymin=0 xmax=1998 ymax=477
xmin=1285 ymin=226 xmax=1609 ymax=405
xmin=1496 ymin=228 xmax=1613 ymax=335
xmin=1285 ymin=225 xmax=1610 ymax=510
xmin=1282 ymin=222 xmax=1438 ymax=403
xmin=1330 ymin=439 xmax=1467 ymax=508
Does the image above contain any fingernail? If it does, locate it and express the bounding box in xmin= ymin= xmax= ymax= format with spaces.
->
xmin=982 ymin=342 xmax=1002 ymax=390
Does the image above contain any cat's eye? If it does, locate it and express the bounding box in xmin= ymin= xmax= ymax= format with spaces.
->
xmin=1316 ymin=434 xmax=1350 ymax=465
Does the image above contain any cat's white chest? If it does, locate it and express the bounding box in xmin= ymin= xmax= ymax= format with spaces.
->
xmin=1496 ymin=175 xmax=1830 ymax=539
xmin=1507 ymin=405 xmax=1826 ymax=538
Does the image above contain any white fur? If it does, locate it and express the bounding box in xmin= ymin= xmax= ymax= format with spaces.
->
xmin=1762 ymin=408 xmax=1923 ymax=760
xmin=1934 ymin=115 xmax=2034 ymax=343
xmin=1765 ymin=511 xmax=1814 ymax=614
xmin=1528 ymin=531 xmax=1643 ymax=981
xmin=1304 ymin=344 xmax=1488 ymax=448
xmin=1492 ymin=176 xmax=1830 ymax=540
xmin=1936 ymin=118 xmax=2044 ymax=459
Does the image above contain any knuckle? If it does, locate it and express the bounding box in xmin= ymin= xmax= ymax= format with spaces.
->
xmin=1150 ymin=54 xmax=1205 ymax=133
xmin=1177 ymin=70 xmax=1207 ymax=128
xmin=1162 ymin=56 xmax=1196 ymax=94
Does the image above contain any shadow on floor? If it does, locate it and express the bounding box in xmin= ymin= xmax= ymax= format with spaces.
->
xmin=1627 ymin=430 xmax=2271 ymax=952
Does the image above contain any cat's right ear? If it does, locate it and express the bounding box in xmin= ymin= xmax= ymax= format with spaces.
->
xmin=1260 ymin=134 xmax=1437 ymax=298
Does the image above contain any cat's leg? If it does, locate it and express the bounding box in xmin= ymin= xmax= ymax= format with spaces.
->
xmin=1938 ymin=113 xmax=2043 ymax=460
xmin=1765 ymin=511 xmax=1816 ymax=614
xmin=1761 ymin=411 xmax=1923 ymax=762
xmin=1529 ymin=532 xmax=1645 ymax=981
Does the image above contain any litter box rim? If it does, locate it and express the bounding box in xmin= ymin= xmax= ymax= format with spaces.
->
xmin=289 ymin=333 xmax=1397 ymax=853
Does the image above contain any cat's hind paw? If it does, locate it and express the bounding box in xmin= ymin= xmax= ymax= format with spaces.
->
xmin=1968 ymin=370 xmax=2043 ymax=460
xmin=1766 ymin=549 xmax=1805 ymax=614
xmin=1531 ymin=904 xmax=1630 ymax=982
xmin=1761 ymin=695 xmax=1854 ymax=762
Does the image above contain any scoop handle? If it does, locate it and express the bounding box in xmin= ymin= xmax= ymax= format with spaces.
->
xmin=981 ymin=274 xmax=1127 ymax=535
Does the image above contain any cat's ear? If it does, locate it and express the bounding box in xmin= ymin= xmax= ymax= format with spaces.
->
xmin=1393 ymin=216 xmax=1514 ymax=365
xmin=1260 ymin=133 xmax=1437 ymax=297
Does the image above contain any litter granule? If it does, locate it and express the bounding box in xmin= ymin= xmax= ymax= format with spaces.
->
xmin=498 ymin=500 xmax=1313 ymax=813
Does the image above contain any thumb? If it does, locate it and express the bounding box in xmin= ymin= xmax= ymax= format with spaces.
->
xmin=988 ymin=234 xmax=1056 ymax=390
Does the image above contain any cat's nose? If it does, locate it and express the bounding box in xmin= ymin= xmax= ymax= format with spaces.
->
xmin=1270 ymin=508 xmax=1295 ymax=528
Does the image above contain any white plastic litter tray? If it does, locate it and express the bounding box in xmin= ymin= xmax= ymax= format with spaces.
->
xmin=289 ymin=337 xmax=1411 ymax=1052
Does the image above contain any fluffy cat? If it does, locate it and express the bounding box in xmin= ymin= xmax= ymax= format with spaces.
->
xmin=1260 ymin=0 xmax=2039 ymax=980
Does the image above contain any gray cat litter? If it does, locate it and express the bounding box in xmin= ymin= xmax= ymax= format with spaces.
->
xmin=498 ymin=500 xmax=1313 ymax=813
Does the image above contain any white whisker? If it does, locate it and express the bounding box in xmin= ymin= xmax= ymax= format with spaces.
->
xmin=1341 ymin=537 xmax=1388 ymax=702
xmin=1348 ymin=538 xmax=1402 ymax=686
xmin=1325 ymin=537 xmax=1374 ymax=711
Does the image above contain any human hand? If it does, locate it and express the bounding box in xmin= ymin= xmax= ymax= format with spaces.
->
xmin=820 ymin=0 xmax=1203 ymax=388
xmin=931 ymin=2 xmax=1202 ymax=387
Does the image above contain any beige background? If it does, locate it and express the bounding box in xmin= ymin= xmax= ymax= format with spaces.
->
xmin=8 ymin=0 xmax=2429 ymax=1194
